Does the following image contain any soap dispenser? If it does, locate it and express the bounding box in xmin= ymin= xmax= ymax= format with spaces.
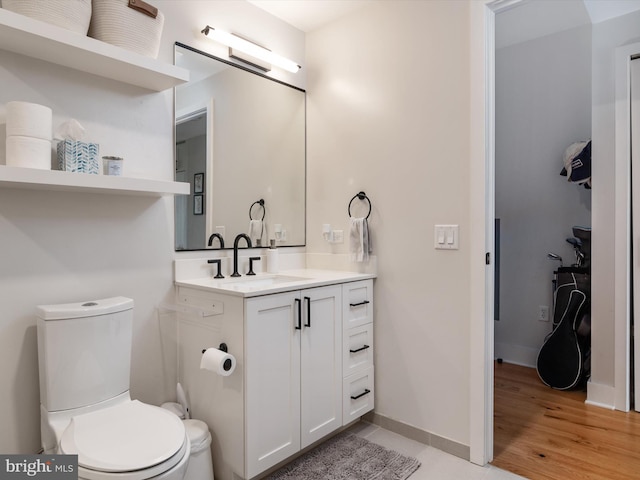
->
xmin=267 ymin=239 xmax=279 ymax=274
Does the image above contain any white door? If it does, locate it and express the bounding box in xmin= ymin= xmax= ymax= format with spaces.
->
xmin=245 ymin=291 xmax=301 ymax=477
xmin=631 ymin=58 xmax=640 ymax=412
xmin=300 ymin=285 xmax=342 ymax=448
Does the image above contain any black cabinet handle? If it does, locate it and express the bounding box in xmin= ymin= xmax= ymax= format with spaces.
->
xmin=294 ymin=298 xmax=301 ymax=330
xmin=350 ymin=388 xmax=371 ymax=400
xmin=349 ymin=344 xmax=370 ymax=354
xmin=304 ymin=296 xmax=311 ymax=327
xmin=349 ymin=300 xmax=370 ymax=307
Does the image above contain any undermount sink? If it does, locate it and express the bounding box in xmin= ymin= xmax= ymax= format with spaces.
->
xmin=216 ymin=274 xmax=310 ymax=291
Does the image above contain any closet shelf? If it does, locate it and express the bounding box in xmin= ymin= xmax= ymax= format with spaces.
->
xmin=0 ymin=165 xmax=190 ymax=197
xmin=0 ymin=8 xmax=189 ymax=91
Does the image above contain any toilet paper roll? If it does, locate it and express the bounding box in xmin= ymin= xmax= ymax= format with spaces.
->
xmin=6 ymin=102 xmax=53 ymax=140
xmin=200 ymin=347 xmax=236 ymax=376
xmin=6 ymin=136 xmax=52 ymax=170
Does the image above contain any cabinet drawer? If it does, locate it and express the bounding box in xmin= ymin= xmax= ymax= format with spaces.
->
xmin=177 ymin=288 xmax=224 ymax=316
xmin=343 ymin=367 xmax=374 ymax=425
xmin=342 ymin=280 xmax=373 ymax=330
xmin=343 ymin=324 xmax=373 ymax=377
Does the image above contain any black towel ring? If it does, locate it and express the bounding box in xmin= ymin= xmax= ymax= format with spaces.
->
xmin=348 ymin=191 xmax=371 ymax=219
xmin=249 ymin=199 xmax=265 ymax=221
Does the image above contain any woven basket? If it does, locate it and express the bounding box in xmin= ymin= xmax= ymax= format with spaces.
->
xmin=2 ymin=0 xmax=92 ymax=35
xmin=88 ymin=0 xmax=164 ymax=58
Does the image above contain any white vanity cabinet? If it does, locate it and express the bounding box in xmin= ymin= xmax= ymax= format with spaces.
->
xmin=175 ymin=276 xmax=373 ymax=480
xmin=245 ymin=285 xmax=342 ymax=478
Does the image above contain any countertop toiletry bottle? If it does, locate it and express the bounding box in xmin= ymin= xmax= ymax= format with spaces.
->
xmin=267 ymin=239 xmax=279 ymax=274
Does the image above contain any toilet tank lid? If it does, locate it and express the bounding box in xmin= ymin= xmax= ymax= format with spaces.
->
xmin=37 ymin=297 xmax=134 ymax=320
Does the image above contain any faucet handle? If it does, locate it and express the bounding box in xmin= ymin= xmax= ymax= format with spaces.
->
xmin=207 ymin=259 xmax=224 ymax=279
xmin=247 ymin=256 xmax=261 ymax=276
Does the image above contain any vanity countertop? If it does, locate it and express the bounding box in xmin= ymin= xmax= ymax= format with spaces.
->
xmin=175 ymin=269 xmax=375 ymax=298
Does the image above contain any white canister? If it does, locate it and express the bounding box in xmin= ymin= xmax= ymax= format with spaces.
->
xmin=103 ymin=156 xmax=123 ymax=176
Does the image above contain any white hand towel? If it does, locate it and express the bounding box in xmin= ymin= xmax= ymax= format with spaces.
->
xmin=350 ymin=217 xmax=372 ymax=263
xmin=249 ymin=220 xmax=264 ymax=246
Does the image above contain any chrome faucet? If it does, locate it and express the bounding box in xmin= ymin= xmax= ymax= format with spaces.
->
xmin=231 ymin=233 xmax=252 ymax=277
xmin=208 ymin=233 xmax=224 ymax=248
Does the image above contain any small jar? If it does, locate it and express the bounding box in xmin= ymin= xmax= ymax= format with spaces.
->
xmin=102 ymin=156 xmax=123 ymax=176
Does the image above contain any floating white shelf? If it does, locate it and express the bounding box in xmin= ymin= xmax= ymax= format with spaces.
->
xmin=0 ymin=165 xmax=190 ymax=197
xmin=0 ymin=8 xmax=189 ymax=91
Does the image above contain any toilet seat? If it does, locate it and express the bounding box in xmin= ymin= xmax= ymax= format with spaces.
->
xmin=60 ymin=400 xmax=188 ymax=480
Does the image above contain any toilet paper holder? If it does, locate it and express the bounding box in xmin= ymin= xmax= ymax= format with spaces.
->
xmin=201 ymin=343 xmax=233 ymax=372
xmin=202 ymin=342 xmax=228 ymax=354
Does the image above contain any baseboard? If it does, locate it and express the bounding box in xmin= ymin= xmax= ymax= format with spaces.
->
xmin=586 ymin=380 xmax=616 ymax=409
xmin=363 ymin=412 xmax=470 ymax=461
xmin=494 ymin=342 xmax=538 ymax=368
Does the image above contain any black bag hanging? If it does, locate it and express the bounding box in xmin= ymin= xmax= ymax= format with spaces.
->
xmin=536 ymin=288 xmax=589 ymax=390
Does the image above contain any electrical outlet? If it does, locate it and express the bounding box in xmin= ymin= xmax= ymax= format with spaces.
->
xmin=538 ymin=305 xmax=550 ymax=322
xmin=333 ymin=230 xmax=344 ymax=243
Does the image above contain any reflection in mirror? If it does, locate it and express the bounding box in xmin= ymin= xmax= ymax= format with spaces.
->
xmin=174 ymin=42 xmax=306 ymax=251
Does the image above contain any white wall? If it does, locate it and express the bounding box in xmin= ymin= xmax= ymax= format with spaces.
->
xmin=495 ymin=24 xmax=592 ymax=367
xmin=307 ymin=0 xmax=472 ymax=446
xmin=0 ymin=0 xmax=304 ymax=454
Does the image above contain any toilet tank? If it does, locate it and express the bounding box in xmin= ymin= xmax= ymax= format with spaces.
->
xmin=37 ymin=297 xmax=134 ymax=412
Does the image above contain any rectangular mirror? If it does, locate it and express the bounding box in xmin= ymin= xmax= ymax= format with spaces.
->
xmin=174 ymin=42 xmax=306 ymax=251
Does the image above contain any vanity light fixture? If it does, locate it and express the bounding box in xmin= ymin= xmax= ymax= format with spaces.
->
xmin=201 ymin=25 xmax=301 ymax=74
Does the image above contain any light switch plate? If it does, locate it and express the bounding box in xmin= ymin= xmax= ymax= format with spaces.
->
xmin=434 ymin=225 xmax=459 ymax=250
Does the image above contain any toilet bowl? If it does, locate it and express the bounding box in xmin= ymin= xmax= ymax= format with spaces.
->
xmin=60 ymin=399 xmax=190 ymax=480
xmin=37 ymin=297 xmax=190 ymax=480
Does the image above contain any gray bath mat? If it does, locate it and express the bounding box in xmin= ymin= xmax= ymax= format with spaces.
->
xmin=266 ymin=432 xmax=421 ymax=480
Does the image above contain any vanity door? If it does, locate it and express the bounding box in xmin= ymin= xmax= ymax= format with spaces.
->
xmin=245 ymin=291 xmax=301 ymax=479
xmin=300 ymin=285 xmax=342 ymax=448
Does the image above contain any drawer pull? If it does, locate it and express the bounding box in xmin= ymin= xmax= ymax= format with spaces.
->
xmin=350 ymin=388 xmax=371 ymax=400
xmin=349 ymin=300 xmax=370 ymax=307
xmin=349 ymin=344 xmax=370 ymax=354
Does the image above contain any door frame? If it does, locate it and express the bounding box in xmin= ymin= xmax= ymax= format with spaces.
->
xmin=613 ymin=42 xmax=640 ymax=412
xmin=471 ymin=1 xmax=640 ymax=464
xmin=469 ymin=0 xmax=516 ymax=465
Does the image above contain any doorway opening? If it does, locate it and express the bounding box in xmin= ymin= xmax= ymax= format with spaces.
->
xmin=473 ymin=0 xmax=640 ymax=474
xmin=492 ymin=1 xmax=592 ymax=473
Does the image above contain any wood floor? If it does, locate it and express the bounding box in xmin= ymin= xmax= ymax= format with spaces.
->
xmin=492 ymin=361 xmax=640 ymax=480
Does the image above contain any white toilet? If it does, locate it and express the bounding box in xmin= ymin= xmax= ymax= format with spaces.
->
xmin=37 ymin=297 xmax=191 ymax=480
